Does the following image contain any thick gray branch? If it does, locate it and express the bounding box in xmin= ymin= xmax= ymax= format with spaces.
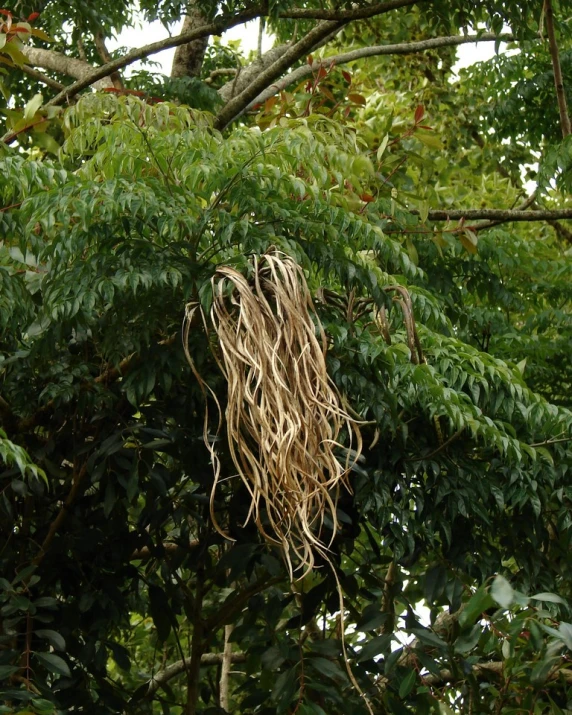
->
xmin=23 ymin=47 xmax=113 ymax=90
xmin=44 ymin=6 xmax=264 ymax=107
xmin=280 ymin=0 xmax=422 ymax=20
xmin=421 ymin=661 xmax=572 ymax=687
xmin=214 ymin=20 xmax=343 ymax=130
xmin=145 ymin=652 xmax=247 ymax=698
xmin=249 ymin=33 xmax=516 ymax=108
xmin=426 ymin=208 xmax=572 ymax=222
xmin=218 ymin=44 xmax=291 ymax=102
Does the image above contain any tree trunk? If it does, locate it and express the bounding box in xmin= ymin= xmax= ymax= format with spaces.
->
xmin=171 ymin=2 xmax=210 ymax=78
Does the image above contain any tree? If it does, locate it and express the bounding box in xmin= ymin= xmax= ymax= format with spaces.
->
xmin=1 ymin=1 xmax=572 ymax=713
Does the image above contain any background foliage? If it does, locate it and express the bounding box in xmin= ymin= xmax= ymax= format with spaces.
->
xmin=1 ymin=1 xmax=572 ymax=714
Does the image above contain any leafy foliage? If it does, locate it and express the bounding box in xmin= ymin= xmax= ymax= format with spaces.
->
xmin=1 ymin=2 xmax=572 ymax=714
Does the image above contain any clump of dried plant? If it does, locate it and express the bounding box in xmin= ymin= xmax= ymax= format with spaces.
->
xmin=184 ymin=249 xmax=362 ymax=578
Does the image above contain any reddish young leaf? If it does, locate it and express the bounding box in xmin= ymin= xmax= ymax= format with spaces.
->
xmin=348 ymin=93 xmax=366 ymax=106
xmin=342 ymin=70 xmax=352 ymax=83
xmin=27 ymin=12 xmax=40 ymax=22
xmin=307 ymin=54 xmax=313 ymax=66
xmin=317 ymin=65 xmax=328 ymax=81
xmin=414 ymin=104 xmax=425 ymax=124
xmin=360 ymin=193 xmax=375 ymax=202
xmin=319 ymin=86 xmax=336 ymax=103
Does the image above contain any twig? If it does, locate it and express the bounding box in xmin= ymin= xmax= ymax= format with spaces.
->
xmin=143 ymin=652 xmax=247 ymax=698
xmin=20 ymin=65 xmax=65 ymax=91
xmin=544 ymin=0 xmax=571 ymax=137
xmin=219 ymin=624 xmax=234 ymax=712
xmin=32 ymin=461 xmax=88 ymax=566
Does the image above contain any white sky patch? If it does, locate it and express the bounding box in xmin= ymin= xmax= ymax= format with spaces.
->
xmin=112 ymin=18 xmax=504 ymax=78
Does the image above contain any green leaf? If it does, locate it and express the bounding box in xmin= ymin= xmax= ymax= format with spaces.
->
xmin=34 ymin=652 xmax=71 ymax=677
xmin=148 ymin=585 xmax=172 ymax=642
xmin=357 ymin=634 xmax=392 ymax=662
xmin=309 ymin=656 xmax=346 ymax=682
xmin=23 ymin=93 xmax=43 ymax=120
xmin=459 ymin=585 xmax=494 ymax=629
xmin=271 ymin=666 xmax=298 ymax=713
xmin=398 ymin=668 xmax=416 ymax=698
xmin=558 ymin=622 xmax=572 ymax=650
xmin=0 ymin=665 xmax=19 ymax=679
xmin=409 ymin=628 xmax=447 ymax=649
xmin=491 ymin=575 xmax=514 ymax=609
xmin=35 ymin=629 xmax=66 ymax=651
xmin=530 ymin=592 xmax=566 ymax=605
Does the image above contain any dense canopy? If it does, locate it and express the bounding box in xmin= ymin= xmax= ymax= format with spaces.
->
xmin=1 ymin=1 xmax=572 ymax=714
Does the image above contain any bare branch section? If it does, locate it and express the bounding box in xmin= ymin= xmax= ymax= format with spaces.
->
xmin=280 ymin=0 xmax=422 ymax=20
xmin=218 ymin=44 xmax=292 ymax=102
xmin=23 ymin=47 xmax=113 ymax=90
xmin=20 ymin=65 xmax=65 ymax=91
xmin=44 ymin=6 xmax=264 ymax=107
xmin=144 ymin=652 xmax=247 ymax=698
xmin=426 ymin=208 xmax=572 ymax=222
xmin=544 ymin=0 xmax=571 ymax=137
xmin=421 ymin=661 xmax=572 ymax=687
xmin=249 ymin=33 xmax=516 ymax=108
xmin=94 ymin=32 xmax=124 ymax=90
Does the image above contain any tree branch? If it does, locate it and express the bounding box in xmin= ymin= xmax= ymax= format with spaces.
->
xmin=94 ymin=32 xmax=124 ymax=90
xmin=425 ymin=208 xmax=572 ymax=222
xmin=214 ymin=20 xmax=344 ymax=130
xmin=44 ymin=6 xmax=264 ymax=108
xmin=544 ymin=0 xmax=571 ymax=138
xmin=279 ymin=0 xmax=422 ymax=20
xmin=20 ymin=65 xmax=65 ymax=91
xmin=421 ymin=661 xmax=572 ymax=687
xmin=23 ymin=47 xmax=113 ymax=90
xmin=219 ymin=624 xmax=234 ymax=712
xmin=247 ymin=33 xmax=517 ymax=108
xmin=218 ymin=44 xmax=292 ymax=103
xmin=144 ymin=652 xmax=247 ymax=698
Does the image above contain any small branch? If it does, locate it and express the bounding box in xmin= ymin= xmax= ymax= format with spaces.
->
xmin=205 ymin=67 xmax=238 ymax=85
xmin=44 ymin=6 xmax=264 ymax=108
xmin=144 ymin=652 xmax=247 ymax=698
xmin=381 ymin=562 xmax=397 ymax=635
xmin=130 ymin=539 xmax=200 ymax=561
xmin=94 ymin=32 xmax=124 ymax=90
xmin=529 ymin=436 xmax=572 ymax=447
xmin=219 ymin=624 xmax=234 ymax=712
xmin=547 ymin=218 xmax=572 ymax=243
xmin=248 ymin=33 xmax=517 ymax=108
xmin=185 ymin=568 xmax=206 ymax=715
xmin=20 ymin=65 xmax=65 ymax=91
xmin=279 ymin=0 xmax=422 ymax=20
xmin=421 ymin=661 xmax=572 ymax=687
xmin=544 ymin=0 xmax=571 ymax=138
xmin=32 ymin=461 xmax=89 ymax=566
